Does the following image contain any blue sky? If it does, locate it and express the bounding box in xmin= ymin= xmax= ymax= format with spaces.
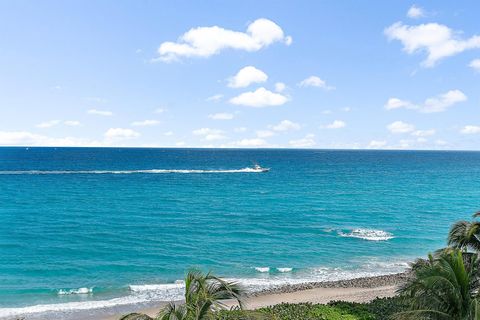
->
xmin=0 ymin=0 xmax=479 ymax=149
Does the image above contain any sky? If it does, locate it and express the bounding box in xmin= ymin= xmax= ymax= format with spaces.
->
xmin=0 ymin=0 xmax=479 ymax=150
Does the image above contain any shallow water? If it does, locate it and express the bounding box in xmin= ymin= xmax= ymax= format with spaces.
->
xmin=1 ymin=147 xmax=479 ymax=318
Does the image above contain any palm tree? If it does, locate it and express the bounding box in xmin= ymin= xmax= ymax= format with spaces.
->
xmin=448 ymin=218 xmax=480 ymax=253
xmin=157 ymin=270 xmax=245 ymax=320
xmin=395 ymin=249 xmax=480 ymax=319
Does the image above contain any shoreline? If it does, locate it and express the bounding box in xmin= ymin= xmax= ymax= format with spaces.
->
xmin=106 ymin=272 xmax=407 ymax=320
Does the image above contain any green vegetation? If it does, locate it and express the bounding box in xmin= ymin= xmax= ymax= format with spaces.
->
xmin=157 ymin=270 xmax=244 ymax=320
xmin=213 ymin=297 xmax=407 ymax=319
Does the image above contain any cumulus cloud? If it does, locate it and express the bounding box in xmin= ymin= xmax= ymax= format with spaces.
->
xmin=208 ymin=113 xmax=234 ymax=120
xmin=407 ymin=5 xmax=425 ymax=19
xmin=275 ymin=82 xmax=286 ymax=92
xmin=256 ymin=130 xmax=274 ymax=138
xmin=88 ymin=109 xmax=113 ymax=116
xmin=271 ymin=120 xmax=301 ymax=131
xmin=192 ymin=128 xmax=226 ymax=141
xmin=469 ymin=59 xmax=480 ymax=72
xmin=156 ymin=18 xmax=292 ymax=62
xmin=289 ymin=134 xmax=315 ymax=147
xmin=384 ymin=22 xmax=480 ymax=67
xmin=384 ymin=90 xmax=467 ymax=113
xmin=298 ymin=76 xmax=335 ymax=90
xmin=228 ymin=66 xmax=268 ymax=88
xmin=460 ymin=125 xmax=480 ymax=134
xmin=104 ymin=128 xmax=140 ymax=139
xmin=234 ymin=138 xmax=267 ymax=147
xmin=387 ymin=121 xmax=415 ymax=134
xmin=323 ymin=120 xmax=346 ymax=129
xmin=367 ymin=140 xmax=387 ymax=149
xmin=230 ymin=87 xmax=288 ymax=107
xmin=411 ymin=129 xmax=436 ymax=137
xmin=0 ymin=131 xmax=100 ymax=147
xmin=131 ymin=120 xmax=160 ymax=127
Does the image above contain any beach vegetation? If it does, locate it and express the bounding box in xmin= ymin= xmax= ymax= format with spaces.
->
xmin=157 ymin=270 xmax=245 ymax=320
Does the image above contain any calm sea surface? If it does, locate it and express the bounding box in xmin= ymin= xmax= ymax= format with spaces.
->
xmin=1 ymin=147 xmax=480 ymax=319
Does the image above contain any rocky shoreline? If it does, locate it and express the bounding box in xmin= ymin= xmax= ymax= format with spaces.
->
xmin=249 ymin=272 xmax=409 ymax=297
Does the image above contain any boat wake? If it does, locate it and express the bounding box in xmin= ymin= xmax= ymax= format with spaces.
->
xmin=0 ymin=167 xmax=267 ymax=175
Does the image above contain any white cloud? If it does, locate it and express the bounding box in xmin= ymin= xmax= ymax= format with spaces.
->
xmin=192 ymin=128 xmax=226 ymax=141
xmin=235 ymin=138 xmax=267 ymax=147
xmin=342 ymin=107 xmax=351 ymax=112
xmin=230 ymin=87 xmax=288 ymax=107
xmin=156 ymin=18 xmax=291 ymax=62
xmin=64 ymin=120 xmax=81 ymax=127
xmin=206 ymin=94 xmax=224 ymax=102
xmin=164 ymin=131 xmax=174 ymax=136
xmin=275 ymin=82 xmax=286 ymax=92
xmin=256 ymin=130 xmax=274 ymax=138
xmin=469 ymin=59 xmax=480 ymax=72
xmin=435 ymin=139 xmax=447 ymax=146
xmin=36 ymin=120 xmax=61 ymax=128
xmin=228 ymin=66 xmax=268 ymax=88
xmin=234 ymin=127 xmax=247 ymax=133
xmin=323 ymin=120 xmax=346 ymax=129
xmin=407 ymin=5 xmax=425 ymax=19
xmin=298 ymin=76 xmax=335 ymax=90
xmin=423 ymin=90 xmax=467 ymax=113
xmin=104 ymin=128 xmax=140 ymax=139
xmin=289 ymin=134 xmax=315 ymax=147
xmin=88 ymin=109 xmax=113 ymax=116
xmin=0 ymin=131 xmax=100 ymax=147
xmin=37 ymin=120 xmax=81 ymax=128
xmin=384 ymin=98 xmax=415 ymax=110
xmin=208 ymin=113 xmax=234 ymax=120
xmin=271 ymin=120 xmax=301 ymax=131
xmin=460 ymin=125 xmax=480 ymax=134
xmin=154 ymin=108 xmax=166 ymax=114
xmin=387 ymin=121 xmax=415 ymax=134
xmin=384 ymin=22 xmax=480 ymax=67
xmin=384 ymin=90 xmax=467 ymax=113
xmin=412 ymin=129 xmax=436 ymax=137
xmin=131 ymin=120 xmax=160 ymax=127
xmin=321 ymin=110 xmax=332 ymax=115
xmin=367 ymin=140 xmax=387 ymax=149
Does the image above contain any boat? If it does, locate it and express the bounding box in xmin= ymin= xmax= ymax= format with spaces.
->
xmin=253 ymin=164 xmax=270 ymax=172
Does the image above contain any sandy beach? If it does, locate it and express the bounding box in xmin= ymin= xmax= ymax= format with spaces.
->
xmin=107 ymin=273 xmax=406 ymax=320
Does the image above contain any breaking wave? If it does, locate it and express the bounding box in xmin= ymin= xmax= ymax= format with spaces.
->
xmin=57 ymin=287 xmax=93 ymax=295
xmin=338 ymin=228 xmax=394 ymax=241
xmin=0 ymin=261 xmax=408 ymax=319
xmin=0 ymin=167 xmax=266 ymax=175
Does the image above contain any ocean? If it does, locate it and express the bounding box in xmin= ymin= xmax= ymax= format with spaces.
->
xmin=1 ymin=147 xmax=479 ymax=319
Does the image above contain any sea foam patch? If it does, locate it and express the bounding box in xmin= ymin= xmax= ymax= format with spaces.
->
xmin=57 ymin=287 xmax=93 ymax=295
xmin=338 ymin=228 xmax=394 ymax=241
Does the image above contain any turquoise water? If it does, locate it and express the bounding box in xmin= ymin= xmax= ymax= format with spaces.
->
xmin=1 ymin=147 xmax=480 ymax=319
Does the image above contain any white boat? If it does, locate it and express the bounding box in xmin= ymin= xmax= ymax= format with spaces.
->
xmin=253 ymin=164 xmax=270 ymax=172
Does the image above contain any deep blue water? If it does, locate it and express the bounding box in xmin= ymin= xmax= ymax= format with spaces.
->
xmin=1 ymin=147 xmax=480 ymax=319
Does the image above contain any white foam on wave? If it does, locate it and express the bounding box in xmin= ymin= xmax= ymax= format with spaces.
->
xmin=0 ymin=167 xmax=265 ymax=175
xmin=339 ymin=228 xmax=394 ymax=241
xmin=0 ymin=261 xmax=409 ymax=319
xmin=254 ymin=267 xmax=270 ymax=273
xmin=277 ymin=268 xmax=293 ymax=273
xmin=57 ymin=287 xmax=92 ymax=295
